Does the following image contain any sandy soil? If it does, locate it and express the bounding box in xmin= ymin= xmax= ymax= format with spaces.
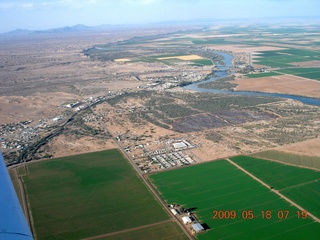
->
xmin=47 ymin=135 xmax=117 ymax=158
xmin=234 ymin=74 xmax=320 ymax=98
xmin=275 ymin=137 xmax=320 ymax=157
xmin=0 ymin=92 xmax=78 ymax=124
xmin=114 ymin=58 xmax=131 ymax=62
xmin=158 ymin=54 xmax=204 ymax=60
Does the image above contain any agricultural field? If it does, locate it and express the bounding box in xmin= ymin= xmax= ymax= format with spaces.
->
xmin=149 ymin=160 xmax=320 ymax=240
xmin=21 ymin=149 xmax=182 ymax=240
xmin=246 ymin=71 xmax=283 ymax=78
xmin=102 ymin=221 xmax=187 ymax=240
xmin=115 ymin=54 xmax=213 ymax=66
xmin=278 ymin=68 xmax=320 ymax=80
xmin=231 ymin=156 xmax=320 ymax=219
xmin=252 ymin=150 xmax=320 ymax=170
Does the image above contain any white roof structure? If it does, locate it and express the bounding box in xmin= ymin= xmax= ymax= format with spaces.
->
xmin=182 ymin=216 xmax=192 ymax=224
xmin=170 ymin=208 xmax=179 ymax=215
xmin=192 ymin=223 xmax=204 ymax=233
xmin=173 ymin=142 xmax=187 ymax=149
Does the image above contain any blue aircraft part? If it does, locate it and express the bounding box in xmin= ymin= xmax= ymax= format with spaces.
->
xmin=0 ymin=152 xmax=33 ymax=240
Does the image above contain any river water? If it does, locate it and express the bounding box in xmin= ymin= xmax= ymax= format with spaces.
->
xmin=184 ymin=52 xmax=320 ymax=106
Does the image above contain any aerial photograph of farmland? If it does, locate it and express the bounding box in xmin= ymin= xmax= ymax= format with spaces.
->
xmin=1 ymin=0 xmax=320 ymax=240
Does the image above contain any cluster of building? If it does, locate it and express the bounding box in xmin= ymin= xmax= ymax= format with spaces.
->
xmin=131 ymin=140 xmax=196 ymax=172
xmin=138 ymin=71 xmax=206 ymax=90
xmin=0 ymin=121 xmax=38 ymax=150
xmin=65 ymin=91 xmax=124 ymax=112
xmin=151 ymin=151 xmax=194 ymax=169
xmin=170 ymin=205 xmax=205 ymax=234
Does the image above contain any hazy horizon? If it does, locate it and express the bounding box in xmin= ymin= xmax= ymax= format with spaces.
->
xmin=1 ymin=0 xmax=320 ymax=33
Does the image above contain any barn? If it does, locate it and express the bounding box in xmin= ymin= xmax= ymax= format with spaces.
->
xmin=182 ymin=216 xmax=192 ymax=224
xmin=192 ymin=223 xmax=204 ymax=233
xmin=170 ymin=208 xmax=179 ymax=215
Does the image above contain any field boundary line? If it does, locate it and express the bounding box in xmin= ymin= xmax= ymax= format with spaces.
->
xmin=105 ymin=122 xmax=194 ymax=239
xmin=279 ymin=178 xmax=320 ymax=191
xmin=82 ymin=219 xmax=173 ymax=240
xmin=249 ymin=155 xmax=320 ymax=172
xmin=226 ymin=158 xmax=320 ymax=223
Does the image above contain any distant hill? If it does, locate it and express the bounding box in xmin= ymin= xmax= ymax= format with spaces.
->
xmin=2 ymin=24 xmax=97 ymax=36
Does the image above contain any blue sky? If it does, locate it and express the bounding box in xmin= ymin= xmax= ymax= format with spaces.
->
xmin=0 ymin=0 xmax=319 ymax=32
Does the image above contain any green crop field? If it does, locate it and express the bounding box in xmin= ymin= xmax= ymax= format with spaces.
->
xmin=278 ymin=68 xmax=320 ymax=80
xmin=246 ymin=71 xmax=283 ymax=78
xmin=191 ymin=59 xmax=213 ymax=66
xmin=103 ymin=221 xmax=187 ymax=240
xmin=231 ymin=156 xmax=320 ymax=189
xmin=253 ymin=49 xmax=320 ymax=69
xmin=231 ymin=156 xmax=320 ymax=219
xmin=22 ymin=149 xmax=174 ymax=240
xmin=282 ymin=181 xmax=320 ymax=219
xmin=252 ymin=150 xmax=320 ymax=170
xmin=149 ymin=160 xmax=320 ymax=240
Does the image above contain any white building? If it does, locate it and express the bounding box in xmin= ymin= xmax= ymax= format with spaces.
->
xmin=192 ymin=223 xmax=204 ymax=233
xmin=182 ymin=216 xmax=192 ymax=225
xmin=170 ymin=209 xmax=179 ymax=215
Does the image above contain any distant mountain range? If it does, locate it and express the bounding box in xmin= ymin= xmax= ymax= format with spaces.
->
xmin=1 ymin=24 xmax=114 ymax=36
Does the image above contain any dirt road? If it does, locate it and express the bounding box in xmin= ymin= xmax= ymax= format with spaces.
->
xmin=226 ymin=158 xmax=320 ymax=223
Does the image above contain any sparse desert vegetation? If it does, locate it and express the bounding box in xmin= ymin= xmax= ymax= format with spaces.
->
xmin=3 ymin=23 xmax=320 ymax=240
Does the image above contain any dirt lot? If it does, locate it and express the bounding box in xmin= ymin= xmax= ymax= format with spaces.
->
xmin=234 ymin=75 xmax=320 ymax=98
xmin=47 ymin=135 xmax=117 ymax=158
xmin=0 ymin=92 xmax=77 ymax=124
xmin=275 ymin=137 xmax=320 ymax=157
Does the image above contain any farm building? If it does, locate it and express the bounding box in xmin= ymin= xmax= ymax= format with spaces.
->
xmin=170 ymin=208 xmax=179 ymax=215
xmin=192 ymin=223 xmax=204 ymax=233
xmin=182 ymin=216 xmax=192 ymax=224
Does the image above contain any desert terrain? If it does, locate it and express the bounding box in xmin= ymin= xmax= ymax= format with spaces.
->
xmin=234 ymin=74 xmax=320 ymax=98
xmin=1 ymin=24 xmax=320 ymax=170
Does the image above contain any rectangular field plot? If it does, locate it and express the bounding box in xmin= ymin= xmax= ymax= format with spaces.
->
xmin=253 ymin=49 xmax=320 ymax=69
xmin=282 ymin=181 xmax=320 ymax=219
xmin=103 ymin=221 xmax=187 ymax=240
xmin=252 ymin=150 xmax=320 ymax=170
xmin=246 ymin=72 xmax=283 ymax=78
xmin=23 ymin=149 xmax=171 ymax=240
xmin=149 ymin=160 xmax=320 ymax=240
xmin=231 ymin=156 xmax=320 ymax=190
xmin=231 ymin=156 xmax=320 ymax=219
xmin=278 ymin=68 xmax=320 ymax=80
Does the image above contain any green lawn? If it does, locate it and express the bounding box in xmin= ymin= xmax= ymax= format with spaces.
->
xmin=150 ymin=160 xmax=320 ymax=240
xmin=23 ymin=149 xmax=171 ymax=240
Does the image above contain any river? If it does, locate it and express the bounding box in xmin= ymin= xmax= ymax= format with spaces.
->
xmin=184 ymin=52 xmax=320 ymax=106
